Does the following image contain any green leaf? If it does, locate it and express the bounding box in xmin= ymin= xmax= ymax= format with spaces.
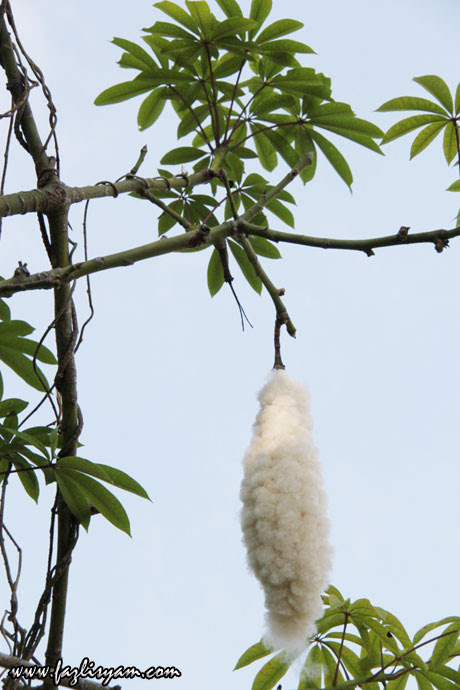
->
xmin=249 ymin=0 xmax=272 ymax=39
xmin=266 ymin=198 xmax=294 ymax=227
xmin=158 ymin=200 xmax=183 ymax=234
xmin=185 ymin=0 xmax=216 ymax=38
xmin=0 ymin=346 xmax=49 ymax=392
xmin=299 ymin=645 xmax=322 ymax=689
xmin=326 ymin=641 xmax=362 ymax=677
xmin=257 ymin=19 xmax=303 ymax=43
xmin=249 ymin=236 xmax=281 ymax=259
xmin=212 ymin=17 xmax=255 ymax=40
xmin=154 ymin=1 xmax=199 ymax=34
xmin=410 ymin=121 xmax=446 ymax=159
xmin=55 ymin=468 xmax=131 ymax=536
xmin=294 ymin=127 xmax=316 ymax=183
xmin=214 ymin=0 xmax=242 ymax=17
xmin=0 ymin=298 xmax=11 ymax=321
xmin=321 ymin=646 xmax=342 ymax=686
xmin=228 ymin=240 xmax=262 ymax=293
xmin=260 ymin=39 xmax=314 ymax=54
xmin=0 ymin=320 xmax=34 ymax=337
xmin=54 ymin=468 xmax=91 ymax=530
xmin=415 ymin=670 xmax=434 ymax=690
xmin=161 ymin=147 xmax=207 ymax=164
xmin=413 ymin=75 xmax=453 ymax=113
xmin=447 ymin=180 xmax=460 ymax=192
xmin=252 ymin=651 xmax=290 ymax=690
xmin=137 ymin=89 xmax=165 ymax=130
xmin=455 ymin=82 xmax=460 ymax=115
xmin=57 ymin=457 xmax=150 ymax=499
xmin=311 ymin=115 xmax=383 ymax=138
xmin=0 ymin=424 xmax=49 ymax=456
xmin=314 ymin=124 xmax=383 ymax=154
xmin=381 ymin=114 xmax=446 ymax=145
xmin=372 ymin=607 xmax=412 ymax=649
xmin=377 ymin=96 xmax=448 ymax=116
xmin=353 ymin=615 xmax=399 ymax=653
xmin=177 ymin=105 xmax=210 ymax=139
xmin=0 ymin=399 xmax=28 ymax=417
xmin=0 ymin=337 xmax=56 ymax=365
xmin=95 ymin=79 xmax=154 ymax=106
xmin=234 ymin=640 xmax=272 ymax=670
xmin=430 ymin=623 xmax=460 ymax=668
xmin=12 ymin=455 xmax=39 ymax=502
xmin=421 ymin=670 xmax=458 ymax=690
xmin=386 ymin=675 xmax=409 ymax=690
xmin=443 ymin=122 xmax=458 ymax=164
xmin=233 ymin=145 xmax=258 ymax=159
xmin=207 ymin=248 xmax=225 ymax=297
xmin=251 ymin=93 xmax=296 ymax=116
xmin=112 ymin=37 xmax=158 ymax=70
xmin=310 ymin=129 xmax=352 ymax=188
xmin=223 ymin=150 xmax=244 ymax=182
xmin=251 ymin=127 xmax=277 ymax=171
xmin=145 ymin=20 xmax=195 ymax=40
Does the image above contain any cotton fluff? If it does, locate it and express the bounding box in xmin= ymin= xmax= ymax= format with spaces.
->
xmin=240 ymin=369 xmax=332 ymax=654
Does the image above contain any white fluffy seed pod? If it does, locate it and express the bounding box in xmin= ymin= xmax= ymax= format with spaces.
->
xmin=240 ymin=369 xmax=332 ymax=654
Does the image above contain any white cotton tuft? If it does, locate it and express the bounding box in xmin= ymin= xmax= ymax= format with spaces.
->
xmin=240 ymin=369 xmax=332 ymax=654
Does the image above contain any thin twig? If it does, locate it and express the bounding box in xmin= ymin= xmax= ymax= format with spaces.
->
xmin=166 ymin=83 xmax=213 ymax=151
xmin=215 ymin=240 xmax=253 ymax=330
xmin=18 ymin=282 xmax=78 ymax=429
xmin=128 ymin=145 xmax=148 ymax=176
xmin=205 ymin=45 xmax=220 ymax=144
xmin=0 ymin=101 xmax=13 ymax=237
xmin=74 ymin=200 xmax=95 ymax=353
xmin=219 ymin=168 xmax=239 ymax=220
xmin=333 ymin=614 xmax=349 ymax=686
xmin=223 ymin=57 xmax=246 ymax=143
xmin=23 ymin=492 xmax=58 ymax=660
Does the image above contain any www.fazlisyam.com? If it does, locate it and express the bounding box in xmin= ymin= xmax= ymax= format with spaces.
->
xmin=8 ymin=657 xmax=182 ymax=686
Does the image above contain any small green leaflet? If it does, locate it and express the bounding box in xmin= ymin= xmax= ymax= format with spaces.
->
xmin=410 ymin=121 xmax=446 ymax=159
xmin=57 ymin=456 xmax=150 ymax=499
xmin=413 ymin=75 xmax=454 ymax=114
xmin=252 ymin=651 xmax=291 ymax=690
xmin=228 ymin=240 xmax=262 ymax=293
xmin=377 ymin=96 xmax=448 ymax=116
xmin=95 ymin=78 xmax=154 ymax=106
xmin=257 ymin=19 xmax=304 ymax=44
xmin=380 ymin=114 xmax=446 ymax=146
xmin=138 ymin=90 xmax=166 ymax=130
xmin=234 ymin=640 xmax=272 ymax=670
xmin=160 ymin=147 xmax=207 ymax=164
xmin=207 ymin=247 xmax=225 ymax=296
xmin=248 ymin=236 xmax=281 ymax=259
xmin=54 ymin=467 xmax=131 ymax=536
xmin=154 ymin=1 xmax=199 ymax=34
xmin=310 ymin=129 xmax=353 ymax=188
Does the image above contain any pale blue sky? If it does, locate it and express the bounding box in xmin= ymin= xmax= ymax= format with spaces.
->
xmin=1 ymin=1 xmax=459 ymax=689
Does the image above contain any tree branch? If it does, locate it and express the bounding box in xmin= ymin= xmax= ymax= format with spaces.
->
xmin=240 ymin=222 xmax=459 ymax=254
xmin=0 ymin=168 xmax=218 ymax=219
xmin=240 ymin=152 xmax=313 ymax=223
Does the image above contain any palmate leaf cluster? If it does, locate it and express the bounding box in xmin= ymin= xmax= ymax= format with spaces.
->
xmin=235 ymin=586 xmax=460 ymax=690
xmin=0 ymin=295 xmax=149 ymax=536
xmin=378 ymin=75 xmax=460 ymax=225
xmin=95 ymin=0 xmax=383 ymax=296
